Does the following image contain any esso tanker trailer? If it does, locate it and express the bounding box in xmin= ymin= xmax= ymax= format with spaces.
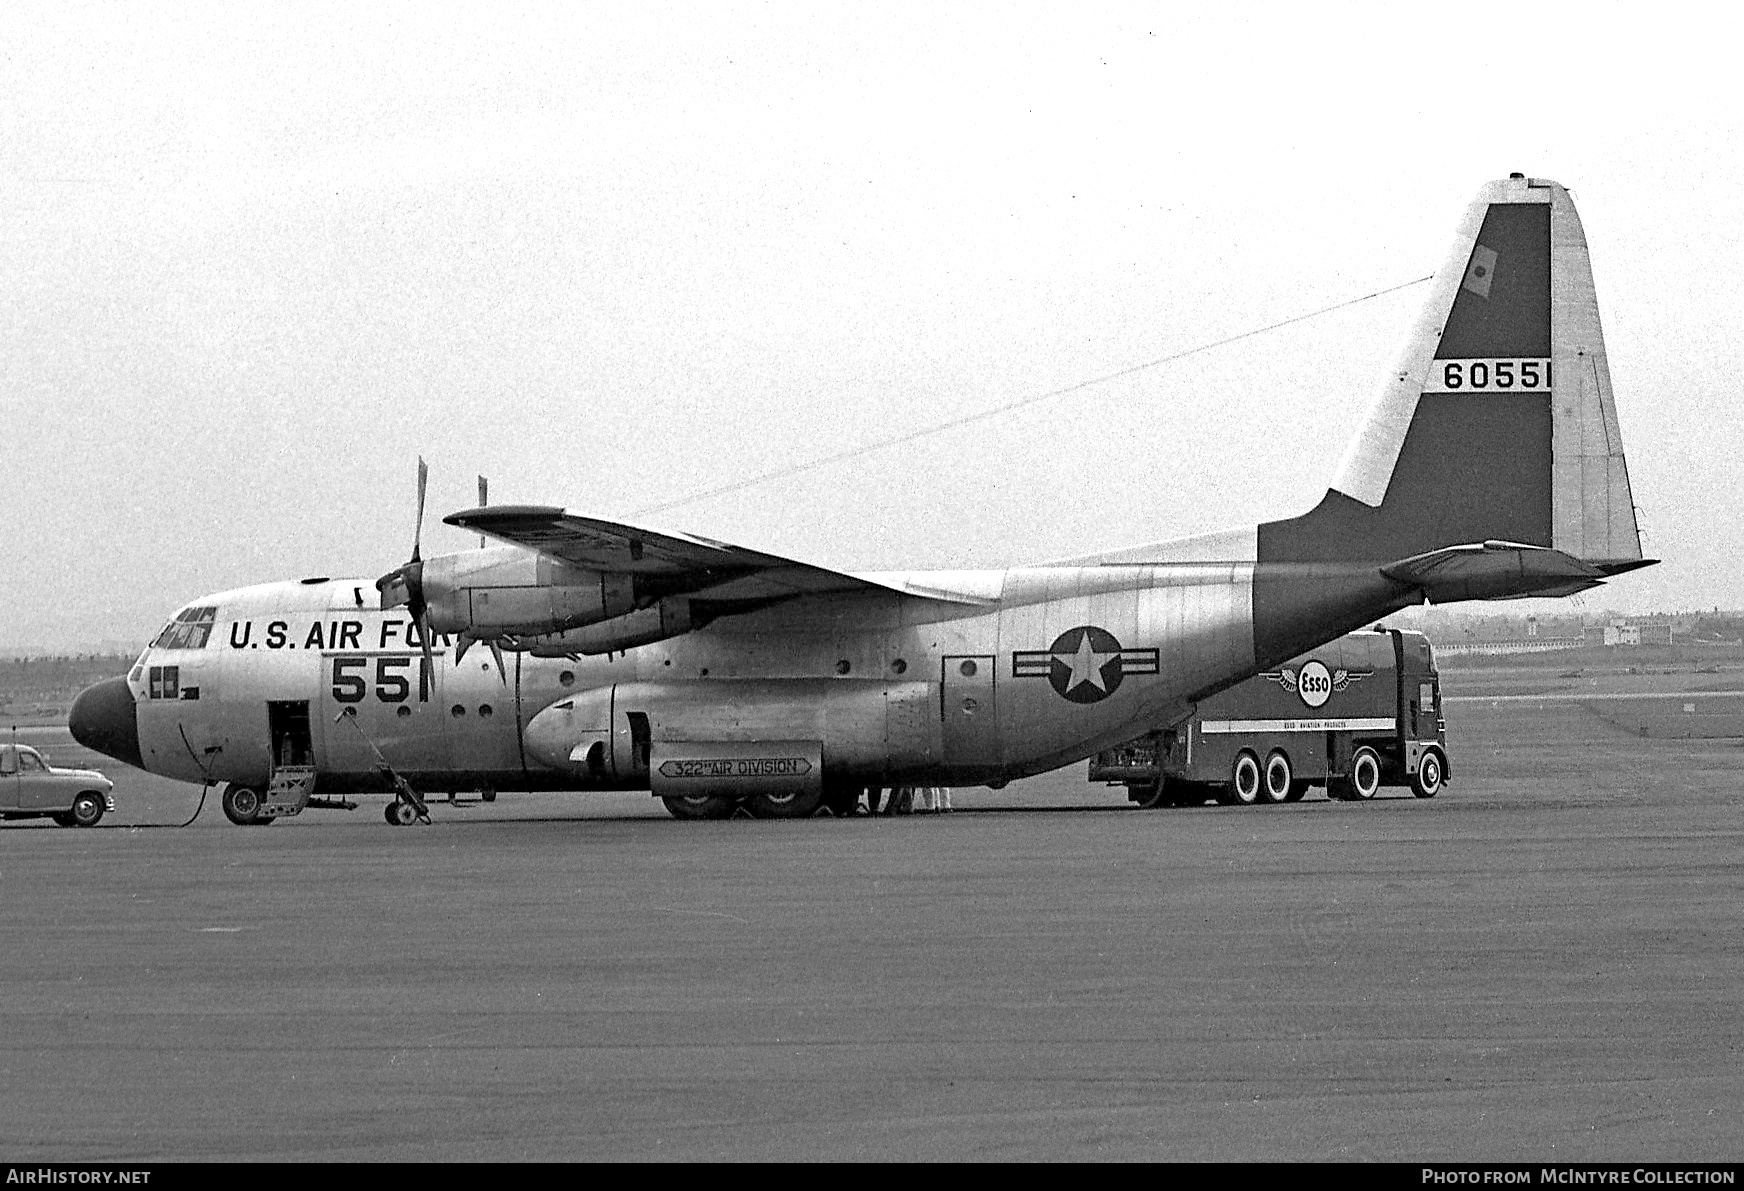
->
xmin=1090 ymin=628 xmax=1447 ymax=807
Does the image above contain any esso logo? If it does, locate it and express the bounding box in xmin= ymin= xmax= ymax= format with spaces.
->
xmin=1296 ymin=660 xmax=1333 ymax=708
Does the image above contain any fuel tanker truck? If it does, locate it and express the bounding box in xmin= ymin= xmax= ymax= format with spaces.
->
xmin=1089 ymin=628 xmax=1447 ymax=807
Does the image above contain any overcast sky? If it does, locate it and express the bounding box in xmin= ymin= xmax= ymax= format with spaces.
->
xmin=3 ymin=2 xmax=1740 ymax=650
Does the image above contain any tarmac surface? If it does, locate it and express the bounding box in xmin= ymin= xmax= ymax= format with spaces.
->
xmin=2 ymin=692 xmax=1741 ymax=1161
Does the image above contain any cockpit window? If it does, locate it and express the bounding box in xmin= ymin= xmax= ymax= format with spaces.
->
xmin=152 ymin=606 xmax=218 ymax=650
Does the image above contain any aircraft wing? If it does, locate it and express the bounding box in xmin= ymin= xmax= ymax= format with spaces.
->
xmin=443 ymin=505 xmax=991 ymax=604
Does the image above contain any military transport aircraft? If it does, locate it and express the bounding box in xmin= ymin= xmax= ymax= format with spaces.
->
xmin=70 ymin=176 xmax=1653 ymax=825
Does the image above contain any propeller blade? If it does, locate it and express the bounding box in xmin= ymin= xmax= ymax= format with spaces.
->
xmin=477 ymin=475 xmax=488 ymax=548
xmin=413 ymin=456 xmax=429 ymax=561
xmin=487 ymin=638 xmax=507 ymax=685
xmin=416 ymin=610 xmax=436 ymax=688
xmin=455 ymin=635 xmax=474 ymax=667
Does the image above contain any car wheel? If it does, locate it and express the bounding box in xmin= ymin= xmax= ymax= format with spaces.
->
xmin=69 ymin=791 xmax=106 ymax=827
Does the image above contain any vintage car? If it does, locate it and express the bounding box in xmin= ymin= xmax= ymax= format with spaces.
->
xmin=0 ymin=742 xmax=115 ymax=826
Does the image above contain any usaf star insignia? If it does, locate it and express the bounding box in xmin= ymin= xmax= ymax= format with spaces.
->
xmin=1012 ymin=625 xmax=1159 ymax=704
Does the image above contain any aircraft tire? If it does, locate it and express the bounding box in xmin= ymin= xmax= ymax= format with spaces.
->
xmin=745 ymin=786 xmax=825 ymax=819
xmin=222 ymin=783 xmax=265 ymax=826
xmin=1228 ymin=751 xmax=1261 ymax=806
xmin=1349 ymin=747 xmax=1382 ymax=800
xmin=661 ymin=793 xmax=737 ymax=820
xmin=1260 ymin=751 xmax=1293 ymax=804
xmin=1411 ymin=749 xmax=1445 ymax=799
xmin=820 ymin=786 xmax=861 ymax=817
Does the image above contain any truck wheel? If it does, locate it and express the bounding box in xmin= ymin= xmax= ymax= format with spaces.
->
xmin=222 ymin=783 xmax=265 ymax=826
xmin=1229 ymin=751 xmax=1261 ymax=805
xmin=746 ymin=787 xmax=825 ymax=819
xmin=1129 ymin=778 xmax=1169 ymax=808
xmin=661 ymin=793 xmax=737 ymax=820
xmin=1350 ymin=747 xmax=1382 ymax=800
xmin=1172 ymin=782 xmax=1211 ymax=807
xmin=1412 ymin=750 xmax=1445 ymax=799
xmin=1260 ymin=751 xmax=1293 ymax=804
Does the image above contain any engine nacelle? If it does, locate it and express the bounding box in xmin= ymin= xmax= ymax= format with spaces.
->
xmin=524 ymin=678 xmax=940 ymax=787
xmin=524 ymin=598 xmax=694 ymax=657
xmin=421 ymin=545 xmax=635 ymax=636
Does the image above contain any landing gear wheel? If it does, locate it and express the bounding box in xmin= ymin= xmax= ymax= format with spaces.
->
xmin=222 ymin=783 xmax=265 ymax=826
xmin=1129 ymin=778 xmax=1169 ymax=808
xmin=661 ymin=793 xmax=738 ymax=820
xmin=821 ymin=786 xmax=861 ymax=817
xmin=1260 ymin=750 xmax=1293 ymax=804
xmin=1349 ymin=746 xmax=1382 ymax=800
xmin=1411 ymin=750 xmax=1444 ymax=799
xmin=1228 ymin=751 xmax=1261 ymax=806
xmin=745 ymin=786 xmax=825 ymax=819
xmin=386 ymin=800 xmax=420 ymax=826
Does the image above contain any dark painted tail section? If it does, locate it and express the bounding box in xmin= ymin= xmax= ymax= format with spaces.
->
xmin=1249 ymin=180 xmax=1646 ymax=668
xmin=1258 ymin=392 xmax=1554 ymax=563
xmin=1259 ymin=194 xmax=1554 ymax=566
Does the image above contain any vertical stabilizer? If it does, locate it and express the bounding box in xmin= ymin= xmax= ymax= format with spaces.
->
xmin=1261 ymin=175 xmax=1644 ymax=567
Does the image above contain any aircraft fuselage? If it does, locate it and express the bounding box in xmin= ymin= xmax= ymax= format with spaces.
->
xmin=119 ymin=563 xmax=1331 ymax=797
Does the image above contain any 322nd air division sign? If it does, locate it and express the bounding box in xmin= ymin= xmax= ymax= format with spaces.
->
xmin=1012 ymin=625 xmax=1159 ymax=704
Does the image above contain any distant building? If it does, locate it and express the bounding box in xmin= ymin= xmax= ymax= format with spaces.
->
xmin=1583 ymin=620 xmax=1674 ymax=647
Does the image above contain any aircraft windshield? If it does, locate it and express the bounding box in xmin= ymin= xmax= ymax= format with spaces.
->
xmin=152 ymin=606 xmax=218 ymax=650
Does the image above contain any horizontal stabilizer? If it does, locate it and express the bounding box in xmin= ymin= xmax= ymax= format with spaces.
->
xmin=1379 ymin=540 xmax=1610 ymax=603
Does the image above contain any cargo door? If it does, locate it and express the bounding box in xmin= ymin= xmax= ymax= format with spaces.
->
xmin=940 ymin=655 xmax=999 ymax=768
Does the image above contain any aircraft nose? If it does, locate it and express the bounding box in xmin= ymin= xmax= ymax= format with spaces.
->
xmin=69 ymin=676 xmax=144 ymax=769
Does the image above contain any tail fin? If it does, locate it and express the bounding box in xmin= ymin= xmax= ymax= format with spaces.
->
xmin=1259 ymin=174 xmax=1647 ymax=573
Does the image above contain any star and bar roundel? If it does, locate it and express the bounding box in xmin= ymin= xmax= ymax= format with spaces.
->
xmin=1012 ymin=625 xmax=1159 ymax=704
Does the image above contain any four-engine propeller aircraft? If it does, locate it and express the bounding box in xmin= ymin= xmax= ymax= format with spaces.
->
xmin=70 ymin=176 xmax=1653 ymax=824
